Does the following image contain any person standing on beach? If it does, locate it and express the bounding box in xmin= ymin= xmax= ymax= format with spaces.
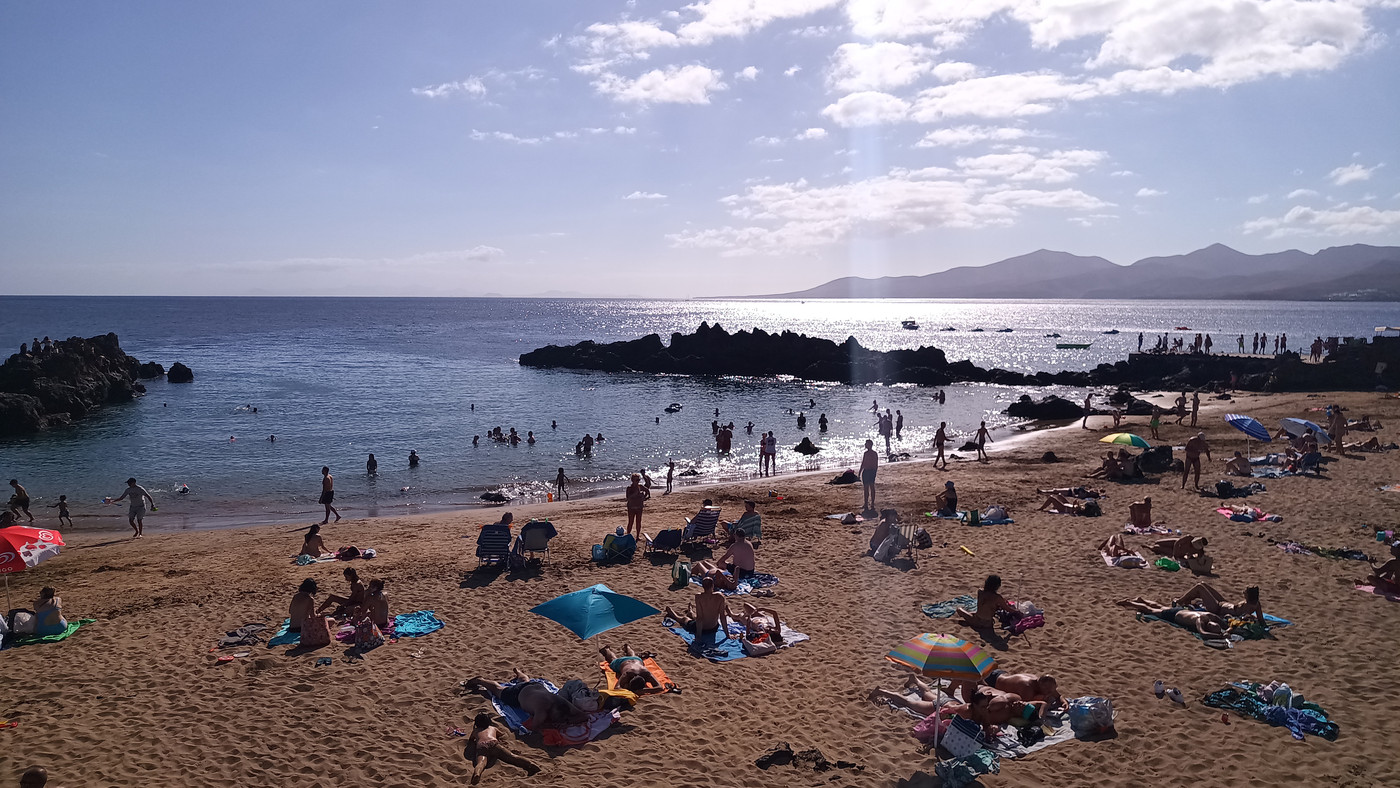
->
xmin=859 ymin=439 xmax=879 ymax=512
xmin=1081 ymin=394 xmax=1093 ymax=430
xmin=110 ymin=477 xmax=154 ymax=538
xmin=934 ymin=422 xmax=949 ymax=469
xmin=878 ymin=411 xmax=892 ymax=454
xmin=1182 ymin=433 xmax=1211 ymax=489
xmin=1149 ymin=406 xmax=1162 ymax=440
xmin=319 ymin=466 xmax=341 ymax=524
xmin=1190 ymin=392 xmax=1201 ymax=427
xmin=1174 ymin=392 xmax=1188 ymax=425
xmin=1138 ymin=332 xmax=1143 ymax=352
xmin=1237 ymin=334 xmax=1245 ymax=353
xmin=760 ymin=431 xmax=775 ymax=476
xmin=8 ymin=479 xmax=34 ymax=523
xmin=895 ymin=410 xmax=903 ymax=440
xmin=975 ymin=421 xmax=993 ymax=462
xmin=663 ymin=460 xmax=675 ymax=495
xmin=1204 ymin=335 xmax=1212 ymax=354
xmin=554 ymin=468 xmax=571 ymax=501
xmin=1252 ymin=333 xmax=1259 ymax=354
xmin=624 ymin=473 xmax=649 ymax=538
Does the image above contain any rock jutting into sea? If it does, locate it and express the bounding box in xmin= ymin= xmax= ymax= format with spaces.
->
xmin=519 ymin=323 xmax=1400 ymax=403
xmin=0 ymin=333 xmax=186 ymax=435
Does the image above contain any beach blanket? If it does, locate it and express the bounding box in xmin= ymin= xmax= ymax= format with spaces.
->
xmin=921 ymin=595 xmax=976 ymax=619
xmin=1215 ymin=506 xmax=1281 ymax=522
xmin=1100 ymin=550 xmax=1147 ymax=568
xmin=292 ymin=553 xmax=339 ymax=565
xmin=266 ymin=619 xmax=300 ymax=647
xmin=690 ymin=572 xmax=779 ymax=596
xmin=1355 ymin=584 xmax=1400 ymax=602
xmin=392 ymin=610 xmax=445 ymax=638
xmin=1137 ymin=611 xmax=1291 ymax=649
xmin=1122 ymin=523 xmax=1179 ymax=535
xmin=1272 ymin=541 xmax=1371 ymax=561
xmin=1251 ymin=468 xmax=1292 ymax=479
xmin=599 ymin=657 xmax=679 ymax=695
xmin=1203 ymin=685 xmax=1339 ymax=741
xmin=540 ymin=710 xmax=621 ymax=747
xmin=882 ymin=689 xmax=1083 ymax=759
xmin=1381 ymin=483 xmax=1400 ymax=492
xmin=664 ymin=619 xmax=809 ymax=662
xmin=217 ymin=623 xmax=268 ymax=648
xmin=3 ymin=619 xmax=94 ymax=649
xmin=925 ymin=510 xmax=964 ymax=520
xmin=490 ymin=679 xmax=561 ymax=734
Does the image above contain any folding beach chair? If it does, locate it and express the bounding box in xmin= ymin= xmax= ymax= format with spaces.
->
xmin=476 ymin=522 xmax=513 ymax=565
xmin=644 ymin=528 xmax=684 ymax=555
xmin=681 ymin=507 xmax=721 ymax=545
xmin=1298 ymin=452 xmax=1322 ymax=476
xmin=517 ymin=520 xmax=557 ymax=563
xmin=594 ymin=532 xmax=636 ymax=563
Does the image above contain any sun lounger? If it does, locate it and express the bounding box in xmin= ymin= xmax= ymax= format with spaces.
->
xmin=475 ymin=522 xmax=513 ymax=565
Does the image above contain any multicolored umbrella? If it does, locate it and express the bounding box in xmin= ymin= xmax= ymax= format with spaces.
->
xmin=1224 ymin=414 xmax=1271 ymax=443
xmin=1280 ymin=417 xmax=1331 ymax=443
xmin=0 ymin=526 xmax=65 ymax=610
xmin=1099 ymin=433 xmax=1150 ymax=448
xmin=886 ymin=633 xmax=996 ymax=682
xmin=530 ymin=583 xmax=660 ymax=640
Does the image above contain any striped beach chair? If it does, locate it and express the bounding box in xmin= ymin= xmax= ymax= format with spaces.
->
xmin=476 ymin=522 xmax=513 ymax=565
xmin=681 ymin=507 xmax=721 ymax=545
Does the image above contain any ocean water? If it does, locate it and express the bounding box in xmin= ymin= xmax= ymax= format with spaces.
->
xmin=0 ymin=296 xmax=1391 ymax=529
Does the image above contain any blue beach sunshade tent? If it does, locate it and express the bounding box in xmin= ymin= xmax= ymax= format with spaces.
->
xmin=530 ymin=583 xmax=660 ymax=640
xmin=1280 ymin=417 xmax=1331 ymax=443
xmin=1224 ymin=414 xmax=1271 ymax=443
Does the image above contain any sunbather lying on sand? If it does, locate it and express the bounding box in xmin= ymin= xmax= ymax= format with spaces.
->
xmin=1224 ymin=452 xmax=1252 ymax=476
xmin=1037 ymin=493 xmax=1095 ymax=515
xmin=1344 ymin=436 xmax=1385 ymax=452
xmin=1149 ymin=535 xmax=1212 ymax=574
xmin=1362 ymin=542 xmax=1400 ymax=594
xmin=599 ymin=644 xmax=661 ymax=693
xmin=984 ymin=672 xmax=1061 ymax=709
xmin=688 ymin=559 xmax=738 ymax=591
xmin=1173 ymin=582 xmax=1264 ymax=627
xmin=943 ymin=687 xmax=1047 ymax=739
xmin=1098 ymin=533 xmax=1136 ymax=557
xmin=1037 ymin=486 xmax=1104 ymax=499
xmin=462 ymin=669 xmax=586 ymax=731
xmin=955 ymin=575 xmax=1017 ymax=629
xmin=732 ymin=602 xmax=784 ymax=641
xmin=467 ymin=711 xmax=541 ymax=784
xmin=1116 ymin=597 xmax=1236 ymax=638
xmin=868 ymin=674 xmax=946 ymax=717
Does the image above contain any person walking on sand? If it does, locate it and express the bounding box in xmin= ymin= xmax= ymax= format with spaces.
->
xmin=48 ymin=494 xmax=73 ymax=527
xmin=8 ymin=479 xmax=34 ymax=523
xmin=1190 ymin=391 xmax=1200 ymax=428
xmin=895 ymin=409 xmax=903 ymax=440
xmin=1174 ymin=391 xmax=1188 ymax=425
xmin=1149 ymin=406 xmax=1162 ymax=440
xmin=975 ymin=421 xmax=993 ymax=462
xmin=319 ymin=466 xmax=341 ymax=524
xmin=554 ymin=468 xmax=571 ymax=501
xmin=663 ymin=460 xmax=675 ymax=495
xmin=1081 ymin=394 xmax=1093 ymax=430
xmin=859 ymin=439 xmax=879 ymax=513
xmin=110 ymin=477 xmax=154 ymax=538
xmin=1237 ymin=334 xmax=1245 ymax=353
xmin=1182 ymin=432 xmax=1211 ymax=490
xmin=624 ymin=473 xmax=649 ymax=538
xmin=934 ymin=422 xmax=949 ymax=469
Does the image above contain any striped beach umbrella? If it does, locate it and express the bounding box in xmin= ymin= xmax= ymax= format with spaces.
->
xmin=1099 ymin=432 xmax=1150 ymax=448
xmin=886 ymin=633 xmax=996 ymax=682
xmin=1224 ymin=414 xmax=1271 ymax=442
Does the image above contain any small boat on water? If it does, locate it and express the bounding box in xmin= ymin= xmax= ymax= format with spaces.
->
xmin=940 ymin=326 xmax=957 ymax=331
xmin=1103 ymin=329 xmax=1120 ymax=335
xmin=664 ymin=403 xmax=682 ymax=413
xmin=971 ymin=328 xmax=985 ymax=332
xmin=1056 ymin=342 xmax=1092 ymax=349
xmin=901 ymin=319 xmax=919 ymax=330
xmin=1044 ymin=333 xmax=1061 ymax=338
xmin=1175 ymin=326 xmax=1190 ymax=331
xmin=996 ymin=328 xmax=1013 ymax=333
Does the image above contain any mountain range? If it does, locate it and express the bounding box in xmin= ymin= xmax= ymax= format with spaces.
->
xmin=757 ymin=244 xmax=1400 ymax=301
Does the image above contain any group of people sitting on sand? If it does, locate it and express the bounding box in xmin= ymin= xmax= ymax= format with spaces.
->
xmin=1087 ymin=449 xmax=1142 ymax=481
xmin=287 ymin=566 xmax=390 ymax=648
xmin=1035 ymin=486 xmax=1104 ymax=516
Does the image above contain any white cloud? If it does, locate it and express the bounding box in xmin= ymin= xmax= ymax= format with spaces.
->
xmin=594 ymin=65 xmax=727 ymax=104
xmin=845 ymin=0 xmax=1008 ymax=44
xmin=1287 ymin=188 xmax=1320 ymax=199
xmin=751 ymin=135 xmax=785 ymax=146
xmin=737 ymin=66 xmax=760 ymax=81
xmin=470 ymin=126 xmax=637 ymax=144
xmin=1246 ymin=194 xmax=1269 ymax=204
xmin=795 ymin=127 xmax=829 ymax=140
xmin=785 ymin=65 xmax=802 ymax=76
xmin=411 ymin=77 xmax=487 ymax=99
xmin=914 ymin=125 xmax=1029 ymax=147
xmin=957 ymin=149 xmax=1107 ymax=184
xmin=578 ymin=0 xmax=840 ymax=63
xmin=911 ymin=72 xmax=1099 ymax=120
xmin=931 ymin=61 xmax=979 ymax=82
xmin=1243 ymin=204 xmax=1400 ymax=238
xmin=469 ymin=130 xmax=546 ymax=145
xmin=1136 ymin=187 xmax=1166 ymax=197
xmin=624 ymin=191 xmax=668 ymax=200
xmin=1330 ymin=162 xmax=1380 ymax=185
xmin=828 ymin=42 xmax=938 ymax=92
xmin=1110 ymin=170 xmax=1135 ymax=177
xmin=821 ymin=90 xmax=910 ymax=126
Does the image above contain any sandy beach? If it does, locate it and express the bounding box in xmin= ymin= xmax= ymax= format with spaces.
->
xmin=3 ymin=390 xmax=1399 ymax=788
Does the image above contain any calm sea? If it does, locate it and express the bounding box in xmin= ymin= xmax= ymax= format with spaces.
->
xmin=0 ymin=297 xmax=1390 ymax=529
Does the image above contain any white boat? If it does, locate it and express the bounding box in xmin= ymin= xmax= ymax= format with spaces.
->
xmin=901 ymin=319 xmax=920 ymax=330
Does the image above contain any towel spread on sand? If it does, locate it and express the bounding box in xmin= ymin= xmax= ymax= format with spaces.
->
xmin=1100 ymin=550 xmax=1147 ymax=568
xmin=925 ymin=511 xmax=964 ymax=520
xmin=292 ymin=554 xmax=339 ymax=565
xmin=4 ymin=619 xmax=94 ymax=648
xmin=489 ymin=679 xmax=561 ymax=734
xmin=1137 ymin=611 xmax=1292 ymax=649
xmin=1203 ymin=684 xmax=1339 ymax=741
xmin=1356 ymin=584 xmax=1400 ymax=602
xmin=599 ymin=656 xmax=679 ymax=695
xmin=1122 ymin=523 xmax=1180 ymax=535
xmin=392 ymin=610 xmax=445 ymax=638
xmin=1215 ymin=507 xmax=1282 ymax=522
xmin=266 ymin=619 xmax=300 ymax=647
xmin=825 ymin=512 xmax=865 ymax=522
xmin=663 ymin=620 xmax=809 ymax=662
xmin=690 ymin=572 xmax=779 ymax=596
xmin=1381 ymin=484 xmax=1400 ymax=492
xmin=921 ymin=595 xmax=976 ymax=619
xmin=1273 ymin=541 xmax=1371 ymax=561
xmin=540 ymin=710 xmax=620 ymax=747
xmin=881 ymin=688 xmax=1084 ymax=759
xmin=217 ymin=623 xmax=268 ymax=648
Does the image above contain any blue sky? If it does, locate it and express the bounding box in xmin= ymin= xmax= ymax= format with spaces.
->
xmin=2 ymin=1 xmax=1398 ymax=297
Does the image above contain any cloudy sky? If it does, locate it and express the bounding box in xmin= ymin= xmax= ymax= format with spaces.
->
xmin=2 ymin=1 xmax=1398 ymax=297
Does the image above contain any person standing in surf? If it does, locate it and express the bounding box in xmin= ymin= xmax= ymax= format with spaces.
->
xmin=975 ymin=421 xmax=993 ymax=462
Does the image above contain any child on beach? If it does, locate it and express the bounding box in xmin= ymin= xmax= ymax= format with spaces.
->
xmin=49 ymin=495 xmax=73 ymax=527
xmin=467 ymin=712 xmax=541 ymax=784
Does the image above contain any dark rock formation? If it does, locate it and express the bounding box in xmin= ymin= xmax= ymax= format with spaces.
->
xmin=167 ymin=362 xmax=194 ymax=383
xmin=0 ymin=333 xmax=149 ymax=435
xmin=1006 ymin=394 xmax=1083 ymax=420
xmin=138 ymin=361 xmax=166 ymax=379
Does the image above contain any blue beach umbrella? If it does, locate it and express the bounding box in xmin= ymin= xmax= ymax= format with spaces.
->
xmin=530 ymin=583 xmax=660 ymax=640
xmin=1224 ymin=414 xmax=1271 ymax=443
xmin=1280 ymin=417 xmax=1331 ymax=443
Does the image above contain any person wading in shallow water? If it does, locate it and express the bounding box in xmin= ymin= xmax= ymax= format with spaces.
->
xmin=320 ymin=466 xmax=341 ymax=524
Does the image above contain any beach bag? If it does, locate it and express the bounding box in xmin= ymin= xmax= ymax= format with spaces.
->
xmin=913 ymin=527 xmax=933 ymax=549
xmin=941 ymin=716 xmax=986 ymax=759
xmin=1082 ymin=500 xmax=1101 ymax=517
xmin=8 ymin=610 xmax=35 ymax=636
xmin=1215 ymin=480 xmax=1235 ymax=499
xmin=965 ymin=509 xmax=980 ymax=527
xmin=741 ymin=633 xmax=778 ymax=656
xmin=983 ymin=505 xmax=1007 ymax=522
xmin=1067 ymin=697 xmax=1115 ymax=736
xmin=672 ymin=559 xmax=691 ymax=586
xmin=591 ymin=544 xmax=606 ymax=562
xmin=300 ymin=614 xmax=333 ymax=648
xmin=912 ymin=712 xmax=945 ymax=744
xmin=355 ymin=619 xmax=384 ymax=649
xmin=558 ymin=678 xmax=601 ymax=712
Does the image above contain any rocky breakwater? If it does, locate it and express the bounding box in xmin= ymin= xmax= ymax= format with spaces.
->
xmin=0 ymin=333 xmax=183 ymax=435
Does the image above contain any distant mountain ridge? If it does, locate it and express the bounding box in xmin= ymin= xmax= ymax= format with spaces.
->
xmin=758 ymin=244 xmax=1400 ymax=301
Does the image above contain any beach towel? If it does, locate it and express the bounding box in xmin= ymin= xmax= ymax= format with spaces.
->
xmin=1100 ymin=550 xmax=1147 ymax=568
xmin=1215 ymin=507 xmax=1282 ymax=523
xmin=1273 ymin=541 xmax=1371 ymax=561
xmin=690 ymin=572 xmax=779 ymax=596
xmin=664 ymin=620 xmax=809 ymax=662
xmin=599 ymin=657 xmax=679 ymax=695
xmin=825 ymin=512 xmax=864 ymax=523
xmin=959 ymin=511 xmax=1015 ymax=526
xmin=266 ymin=619 xmax=300 ymax=647
xmin=934 ymin=749 xmax=999 ymax=788
xmin=490 ymin=679 xmax=561 ymax=735
xmin=925 ymin=510 xmax=964 ymax=520
xmin=540 ymin=710 xmax=620 ymax=747
xmin=1203 ymin=685 xmax=1339 ymax=741
xmin=1355 ymin=584 xmax=1400 ymax=602
xmin=3 ymin=618 xmax=94 ymax=648
xmin=882 ymin=689 xmax=1086 ymax=759
xmin=921 ymin=595 xmax=976 ymax=619
xmin=392 ymin=610 xmax=445 ymax=638
xmin=1381 ymin=483 xmax=1400 ymax=492
xmin=217 ymin=623 xmax=268 ymax=648
xmin=1122 ymin=523 xmax=1179 ymax=535
xmin=1136 ymin=612 xmax=1233 ymax=649
xmin=293 ymin=553 xmax=339 ymax=565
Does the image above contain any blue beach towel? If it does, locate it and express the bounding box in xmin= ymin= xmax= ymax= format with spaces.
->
xmin=490 ymin=679 xmax=561 ymax=735
xmin=921 ymin=595 xmax=976 ymax=619
xmin=267 ymin=619 xmax=300 ymax=647
xmin=393 ymin=610 xmax=445 ymax=638
xmin=664 ymin=619 xmax=810 ymax=662
xmin=690 ymin=572 xmax=779 ymax=596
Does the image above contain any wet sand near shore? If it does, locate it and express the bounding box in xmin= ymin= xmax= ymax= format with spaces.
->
xmin=3 ymin=390 xmax=1398 ymax=787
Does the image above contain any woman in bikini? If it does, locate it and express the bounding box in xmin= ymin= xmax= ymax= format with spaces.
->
xmin=955 ymin=575 xmax=1016 ymax=629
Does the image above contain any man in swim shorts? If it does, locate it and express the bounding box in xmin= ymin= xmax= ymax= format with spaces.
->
xmin=1182 ymin=432 xmax=1211 ymax=489
xmin=8 ymin=479 xmax=33 ymax=523
xmin=663 ymin=575 xmax=730 ymax=634
xmin=110 ymin=477 xmax=154 ymax=538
